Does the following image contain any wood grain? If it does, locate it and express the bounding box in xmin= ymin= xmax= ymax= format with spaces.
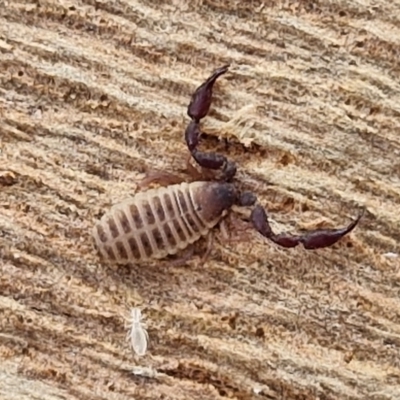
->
xmin=1 ymin=1 xmax=400 ymax=399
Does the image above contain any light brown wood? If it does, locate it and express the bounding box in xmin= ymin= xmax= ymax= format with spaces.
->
xmin=1 ymin=1 xmax=399 ymax=399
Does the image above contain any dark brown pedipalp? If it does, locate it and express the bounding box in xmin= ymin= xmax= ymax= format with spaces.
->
xmin=185 ymin=65 xmax=237 ymax=182
xmin=251 ymin=205 xmax=364 ymax=250
xmin=187 ymin=64 xmax=230 ymax=121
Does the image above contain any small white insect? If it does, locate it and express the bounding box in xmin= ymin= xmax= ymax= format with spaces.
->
xmin=127 ymin=308 xmax=149 ymax=356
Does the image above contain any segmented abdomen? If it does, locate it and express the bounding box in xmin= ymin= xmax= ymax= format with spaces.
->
xmin=92 ymin=181 xmax=220 ymax=264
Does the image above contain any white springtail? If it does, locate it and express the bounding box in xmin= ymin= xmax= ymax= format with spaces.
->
xmin=127 ymin=308 xmax=149 ymax=356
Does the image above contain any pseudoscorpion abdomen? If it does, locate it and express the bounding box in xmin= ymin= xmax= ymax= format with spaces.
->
xmin=92 ymin=181 xmax=224 ymax=264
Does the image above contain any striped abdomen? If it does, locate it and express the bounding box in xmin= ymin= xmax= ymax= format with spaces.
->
xmin=92 ymin=181 xmax=234 ymax=264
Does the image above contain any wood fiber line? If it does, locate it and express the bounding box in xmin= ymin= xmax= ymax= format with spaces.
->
xmin=1 ymin=0 xmax=400 ymax=399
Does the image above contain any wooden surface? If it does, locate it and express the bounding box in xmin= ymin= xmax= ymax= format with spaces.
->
xmin=1 ymin=1 xmax=400 ymax=399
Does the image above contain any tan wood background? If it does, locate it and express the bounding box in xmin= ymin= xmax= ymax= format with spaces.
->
xmin=1 ymin=1 xmax=400 ymax=399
